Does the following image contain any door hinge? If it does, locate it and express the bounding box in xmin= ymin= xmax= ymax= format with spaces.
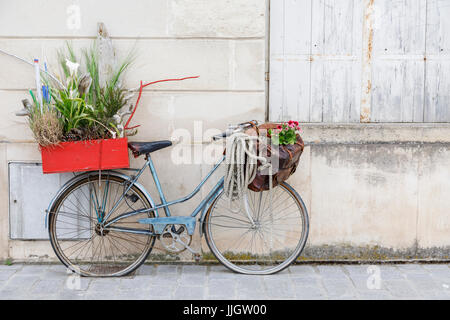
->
xmin=265 ymin=72 xmax=270 ymax=82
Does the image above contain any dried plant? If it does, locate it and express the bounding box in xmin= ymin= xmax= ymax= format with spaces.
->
xmin=28 ymin=108 xmax=63 ymax=147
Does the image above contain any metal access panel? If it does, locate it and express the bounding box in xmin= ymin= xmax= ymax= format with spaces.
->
xmin=9 ymin=162 xmax=72 ymax=239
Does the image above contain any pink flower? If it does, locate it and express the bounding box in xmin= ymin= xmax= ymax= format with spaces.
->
xmin=294 ymin=121 xmax=299 ymax=126
xmin=289 ymin=123 xmax=295 ymax=128
xmin=288 ymin=120 xmax=294 ymax=125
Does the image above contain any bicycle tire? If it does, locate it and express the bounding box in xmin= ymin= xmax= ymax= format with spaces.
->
xmin=48 ymin=173 xmax=156 ymax=277
xmin=204 ymin=182 xmax=309 ymax=275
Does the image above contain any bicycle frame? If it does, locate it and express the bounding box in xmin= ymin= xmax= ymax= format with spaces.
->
xmin=100 ymin=154 xmax=226 ymax=236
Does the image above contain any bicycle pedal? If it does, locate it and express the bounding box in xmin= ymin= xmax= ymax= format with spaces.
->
xmin=172 ymin=225 xmax=185 ymax=234
xmin=162 ymin=226 xmax=185 ymax=238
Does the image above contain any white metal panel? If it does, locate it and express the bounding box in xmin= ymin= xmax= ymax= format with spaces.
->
xmin=269 ymin=0 xmax=285 ymax=121
xmin=270 ymin=0 xmax=362 ymax=123
xmin=311 ymin=60 xmax=360 ymax=122
xmin=373 ymin=0 xmax=426 ymax=55
xmin=310 ymin=0 xmax=362 ymax=122
xmin=270 ymin=0 xmax=285 ymax=57
xmin=269 ymin=59 xmax=285 ymax=121
xmin=285 ymin=60 xmax=311 ymax=121
xmin=424 ymin=0 xmax=450 ymax=122
xmin=371 ymin=59 xmax=425 ymax=122
xmin=270 ymin=0 xmax=450 ymax=123
xmin=312 ymin=0 xmax=355 ymax=55
xmin=427 ymin=0 xmax=450 ymax=54
xmin=9 ymin=163 xmax=72 ymax=239
xmin=425 ymin=60 xmax=450 ymax=122
xmin=284 ymin=0 xmax=312 ymax=55
xmin=269 ymin=0 xmax=312 ymax=122
xmin=371 ymin=0 xmax=427 ymax=122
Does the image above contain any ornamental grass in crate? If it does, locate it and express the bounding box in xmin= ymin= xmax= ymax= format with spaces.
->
xmin=19 ymin=42 xmax=136 ymax=173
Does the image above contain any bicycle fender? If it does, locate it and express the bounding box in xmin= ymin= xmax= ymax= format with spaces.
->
xmin=45 ymin=170 xmax=156 ymax=229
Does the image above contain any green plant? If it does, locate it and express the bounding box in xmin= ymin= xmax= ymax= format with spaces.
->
xmin=50 ymin=63 xmax=93 ymax=134
xmin=53 ymin=42 xmax=128 ymax=140
xmin=89 ymin=85 xmax=127 ymax=133
xmin=83 ymin=44 xmax=101 ymax=106
xmin=4 ymin=258 xmax=13 ymax=266
xmin=57 ymin=42 xmax=78 ymax=80
xmin=22 ymin=41 xmax=135 ymax=145
xmin=83 ymin=43 xmax=134 ymax=137
xmin=268 ymin=120 xmax=300 ymax=145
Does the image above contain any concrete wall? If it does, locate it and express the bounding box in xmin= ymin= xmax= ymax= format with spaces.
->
xmin=293 ymin=124 xmax=450 ymax=261
xmin=0 ymin=0 xmax=266 ymax=261
xmin=0 ymin=1 xmax=449 ymax=262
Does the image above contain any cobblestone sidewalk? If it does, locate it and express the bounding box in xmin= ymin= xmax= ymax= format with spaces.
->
xmin=0 ymin=263 xmax=449 ymax=300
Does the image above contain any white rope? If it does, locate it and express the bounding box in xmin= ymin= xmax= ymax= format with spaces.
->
xmin=224 ymin=132 xmax=273 ymax=200
xmin=224 ymin=131 xmax=274 ymax=250
xmin=224 ymin=133 xmax=257 ymax=200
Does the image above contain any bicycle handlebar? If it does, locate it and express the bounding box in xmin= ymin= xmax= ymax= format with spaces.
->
xmin=212 ymin=120 xmax=259 ymax=141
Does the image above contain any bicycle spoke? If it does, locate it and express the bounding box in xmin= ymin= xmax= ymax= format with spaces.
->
xmin=50 ymin=176 xmax=156 ymax=276
xmin=206 ymin=183 xmax=308 ymax=274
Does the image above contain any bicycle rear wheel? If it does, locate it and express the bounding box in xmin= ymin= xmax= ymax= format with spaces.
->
xmin=204 ymin=182 xmax=309 ymax=275
xmin=48 ymin=173 xmax=156 ymax=277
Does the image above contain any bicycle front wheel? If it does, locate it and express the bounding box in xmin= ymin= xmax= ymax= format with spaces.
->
xmin=204 ymin=182 xmax=309 ymax=275
xmin=48 ymin=173 xmax=156 ymax=277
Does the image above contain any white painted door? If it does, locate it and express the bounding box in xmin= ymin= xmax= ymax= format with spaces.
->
xmin=269 ymin=0 xmax=450 ymax=123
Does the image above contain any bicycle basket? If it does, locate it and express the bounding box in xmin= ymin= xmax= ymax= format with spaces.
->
xmin=246 ymin=123 xmax=304 ymax=192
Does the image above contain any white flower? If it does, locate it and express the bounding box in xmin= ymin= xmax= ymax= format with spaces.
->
xmin=65 ymin=59 xmax=80 ymax=76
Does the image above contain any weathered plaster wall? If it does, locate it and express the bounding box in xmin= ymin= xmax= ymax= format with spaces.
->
xmin=289 ymin=124 xmax=450 ymax=261
xmin=0 ymin=0 xmax=266 ymax=261
xmin=0 ymin=1 xmax=449 ymax=262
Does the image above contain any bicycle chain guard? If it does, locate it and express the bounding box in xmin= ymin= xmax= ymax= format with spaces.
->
xmin=139 ymin=216 xmax=199 ymax=255
xmin=138 ymin=216 xmax=196 ymax=235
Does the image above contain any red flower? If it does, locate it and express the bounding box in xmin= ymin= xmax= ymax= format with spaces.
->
xmin=277 ymin=125 xmax=282 ymax=130
xmin=294 ymin=121 xmax=299 ymax=126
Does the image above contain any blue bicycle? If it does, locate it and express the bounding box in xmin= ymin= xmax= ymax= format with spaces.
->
xmin=47 ymin=121 xmax=309 ymax=276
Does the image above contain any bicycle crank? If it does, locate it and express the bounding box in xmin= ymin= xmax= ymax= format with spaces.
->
xmin=160 ymin=224 xmax=193 ymax=254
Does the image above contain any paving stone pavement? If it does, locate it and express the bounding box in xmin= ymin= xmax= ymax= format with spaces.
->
xmin=0 ymin=263 xmax=448 ymax=300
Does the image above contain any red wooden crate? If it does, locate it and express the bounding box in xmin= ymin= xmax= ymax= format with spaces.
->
xmin=41 ymin=137 xmax=130 ymax=174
